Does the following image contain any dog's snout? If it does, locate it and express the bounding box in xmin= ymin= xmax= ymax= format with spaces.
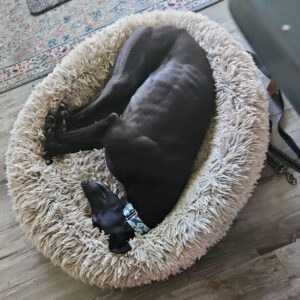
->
xmin=95 ymin=181 xmax=107 ymax=189
xmin=81 ymin=181 xmax=88 ymax=188
xmin=110 ymin=242 xmax=132 ymax=254
xmin=81 ymin=180 xmax=102 ymax=191
xmin=81 ymin=180 xmax=97 ymax=196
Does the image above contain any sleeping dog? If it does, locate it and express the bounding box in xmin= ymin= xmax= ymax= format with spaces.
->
xmin=44 ymin=26 xmax=215 ymax=254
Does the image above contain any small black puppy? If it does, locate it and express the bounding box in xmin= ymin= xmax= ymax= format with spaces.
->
xmin=44 ymin=26 xmax=215 ymax=254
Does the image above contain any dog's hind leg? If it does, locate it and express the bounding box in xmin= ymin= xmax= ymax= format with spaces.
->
xmin=44 ymin=113 xmax=118 ymax=158
xmin=67 ymin=26 xmax=181 ymax=130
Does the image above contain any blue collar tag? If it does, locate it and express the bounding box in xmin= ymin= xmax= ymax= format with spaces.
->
xmin=123 ymin=202 xmax=150 ymax=235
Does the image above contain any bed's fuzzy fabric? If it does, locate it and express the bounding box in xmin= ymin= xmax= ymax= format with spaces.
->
xmin=5 ymin=10 xmax=269 ymax=288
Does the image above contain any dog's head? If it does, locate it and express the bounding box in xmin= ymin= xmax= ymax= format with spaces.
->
xmin=81 ymin=181 xmax=135 ymax=254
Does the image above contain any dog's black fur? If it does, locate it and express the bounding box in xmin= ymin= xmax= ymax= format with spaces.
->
xmin=44 ymin=26 xmax=215 ymax=254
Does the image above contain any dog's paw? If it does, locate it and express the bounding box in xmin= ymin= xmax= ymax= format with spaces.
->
xmin=108 ymin=112 xmax=119 ymax=123
xmin=58 ymin=102 xmax=71 ymax=120
xmin=43 ymin=102 xmax=70 ymax=164
xmin=44 ymin=102 xmax=71 ymax=136
xmin=54 ymin=102 xmax=71 ymax=132
xmin=44 ymin=112 xmax=56 ymax=137
xmin=43 ymin=134 xmax=62 ymax=163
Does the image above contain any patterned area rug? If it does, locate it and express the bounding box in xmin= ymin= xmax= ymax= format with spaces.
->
xmin=27 ymin=0 xmax=71 ymax=16
xmin=0 ymin=0 xmax=221 ymax=93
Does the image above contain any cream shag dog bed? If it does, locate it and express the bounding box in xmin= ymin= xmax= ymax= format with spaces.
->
xmin=6 ymin=10 xmax=269 ymax=288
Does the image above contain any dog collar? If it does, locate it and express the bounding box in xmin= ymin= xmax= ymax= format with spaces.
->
xmin=123 ymin=202 xmax=150 ymax=235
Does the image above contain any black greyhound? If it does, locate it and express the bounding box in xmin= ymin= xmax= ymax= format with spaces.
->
xmin=44 ymin=26 xmax=215 ymax=254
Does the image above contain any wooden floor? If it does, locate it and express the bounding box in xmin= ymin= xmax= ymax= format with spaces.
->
xmin=1 ymin=1 xmax=300 ymax=299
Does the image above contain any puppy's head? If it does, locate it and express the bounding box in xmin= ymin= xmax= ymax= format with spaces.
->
xmin=81 ymin=181 xmax=134 ymax=254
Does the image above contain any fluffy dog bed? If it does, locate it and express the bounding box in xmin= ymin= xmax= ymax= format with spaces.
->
xmin=6 ymin=10 xmax=269 ymax=288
